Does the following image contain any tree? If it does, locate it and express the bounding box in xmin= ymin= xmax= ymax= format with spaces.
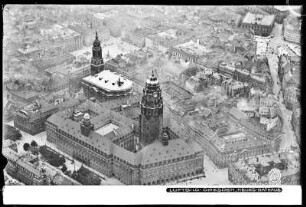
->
xmin=39 ymin=146 xmax=65 ymax=167
xmin=30 ymin=140 xmax=38 ymax=148
xmin=23 ymin=143 xmax=30 ymax=151
xmin=61 ymin=164 xmax=67 ymax=172
xmin=4 ymin=124 xmax=22 ymax=141
xmin=72 ymin=166 xmax=101 ymax=185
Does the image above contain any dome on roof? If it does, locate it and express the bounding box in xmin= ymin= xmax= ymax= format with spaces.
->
xmin=84 ymin=113 xmax=90 ymax=120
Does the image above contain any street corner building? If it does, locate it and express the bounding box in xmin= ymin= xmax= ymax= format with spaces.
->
xmin=46 ymin=69 xmax=204 ymax=185
xmin=241 ymin=12 xmax=275 ymax=37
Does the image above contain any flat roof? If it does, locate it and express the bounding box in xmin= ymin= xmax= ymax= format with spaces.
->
xmin=95 ymin=123 xmax=119 ymax=136
xmin=242 ymin=12 xmax=275 ymax=26
xmin=222 ymin=132 xmax=246 ymax=141
xmin=82 ymin=70 xmax=133 ymax=92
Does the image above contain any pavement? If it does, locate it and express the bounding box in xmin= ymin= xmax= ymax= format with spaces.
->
xmin=266 ymin=23 xmax=284 ymax=97
xmin=168 ymin=155 xmax=231 ymax=185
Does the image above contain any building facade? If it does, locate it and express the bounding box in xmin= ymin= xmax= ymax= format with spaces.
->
xmin=218 ymin=62 xmax=268 ymax=91
xmin=3 ymin=148 xmax=46 ymax=185
xmin=241 ymin=12 xmax=275 ymax=37
xmin=291 ymin=106 xmax=300 ymax=145
xmin=283 ymin=16 xmax=301 ymax=45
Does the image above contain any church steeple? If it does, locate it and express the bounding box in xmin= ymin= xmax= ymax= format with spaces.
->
xmin=139 ymin=71 xmax=163 ymax=146
xmin=91 ymin=31 xmax=104 ymax=76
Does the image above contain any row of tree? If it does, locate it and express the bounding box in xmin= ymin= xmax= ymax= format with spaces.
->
xmin=39 ymin=145 xmax=65 ymax=167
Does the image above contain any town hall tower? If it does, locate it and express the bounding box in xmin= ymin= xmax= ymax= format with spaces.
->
xmin=139 ymin=72 xmax=163 ymax=146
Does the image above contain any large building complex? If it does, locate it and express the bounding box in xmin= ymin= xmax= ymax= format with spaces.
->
xmin=46 ymin=69 xmax=204 ymax=185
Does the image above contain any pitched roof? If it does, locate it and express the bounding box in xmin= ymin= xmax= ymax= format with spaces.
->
xmin=139 ymin=138 xmax=203 ymax=165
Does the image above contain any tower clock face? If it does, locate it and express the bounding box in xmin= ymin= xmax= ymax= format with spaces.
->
xmin=153 ymin=92 xmax=157 ymax=98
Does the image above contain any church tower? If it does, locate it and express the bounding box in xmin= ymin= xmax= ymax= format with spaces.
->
xmin=139 ymin=71 xmax=163 ymax=146
xmin=91 ymin=32 xmax=104 ymax=76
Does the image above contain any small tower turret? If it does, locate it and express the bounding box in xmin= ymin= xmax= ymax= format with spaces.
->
xmin=80 ymin=113 xmax=94 ymax=137
xmin=161 ymin=132 xmax=169 ymax=146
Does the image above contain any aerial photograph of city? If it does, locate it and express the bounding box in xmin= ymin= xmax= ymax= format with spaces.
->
xmin=2 ymin=5 xmax=301 ymax=187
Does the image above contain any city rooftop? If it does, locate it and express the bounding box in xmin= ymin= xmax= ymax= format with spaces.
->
xmin=82 ymin=70 xmax=133 ymax=92
xmin=242 ymin=12 xmax=275 ymax=26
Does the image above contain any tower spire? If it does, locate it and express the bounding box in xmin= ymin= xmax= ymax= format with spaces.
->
xmin=90 ymin=31 xmax=104 ymax=76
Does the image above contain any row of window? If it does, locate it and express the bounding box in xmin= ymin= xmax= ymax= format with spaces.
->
xmin=142 ymin=155 xmax=199 ymax=170
xmin=142 ymin=170 xmax=203 ymax=185
xmin=57 ymin=129 xmax=108 ymax=158
xmin=8 ymin=161 xmax=41 ymax=179
xmin=143 ymin=162 xmax=200 ymax=180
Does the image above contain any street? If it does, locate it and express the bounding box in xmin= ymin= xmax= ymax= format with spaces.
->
xmin=266 ymin=23 xmax=283 ymax=97
xmin=265 ymin=23 xmax=299 ymax=152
